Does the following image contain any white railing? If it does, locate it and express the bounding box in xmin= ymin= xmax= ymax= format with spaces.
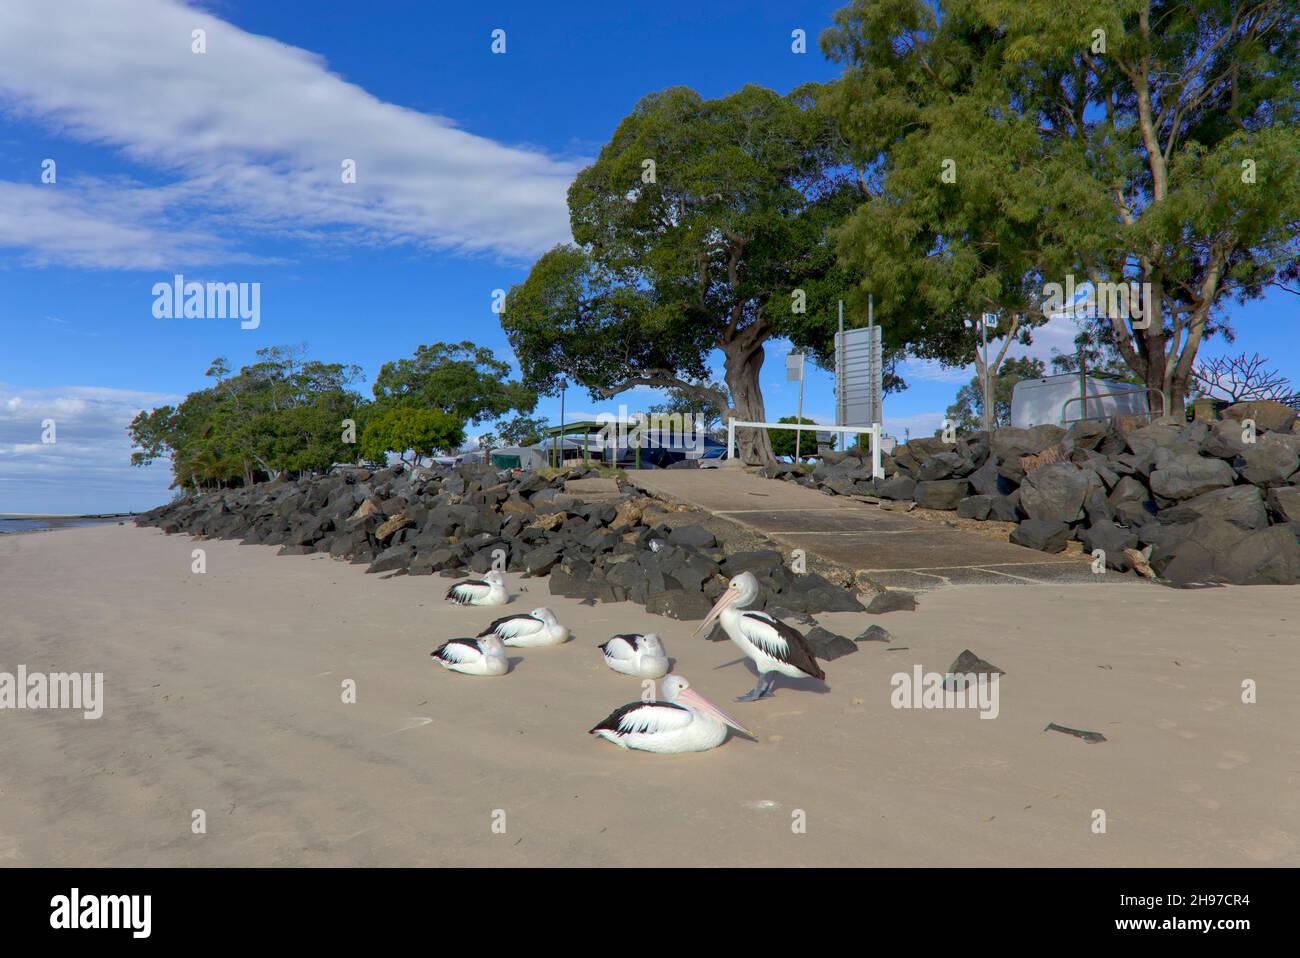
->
xmin=726 ymin=418 xmax=884 ymax=478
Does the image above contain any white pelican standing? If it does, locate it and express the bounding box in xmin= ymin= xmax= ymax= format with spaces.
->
xmin=589 ymin=676 xmax=750 ymax=753
xmin=430 ymin=635 xmax=508 ymax=676
xmin=599 ymin=633 xmax=669 ymax=679
xmin=478 ymin=608 xmax=569 ymax=647
xmin=696 ymin=571 xmax=826 ymax=701
xmin=445 ymin=570 xmax=508 ymax=606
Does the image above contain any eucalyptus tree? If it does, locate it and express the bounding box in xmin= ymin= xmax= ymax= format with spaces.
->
xmin=504 ymin=84 xmax=865 ymax=462
xmin=823 ymin=0 xmax=1300 ymax=413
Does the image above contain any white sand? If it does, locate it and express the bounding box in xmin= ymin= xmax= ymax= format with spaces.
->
xmin=0 ymin=524 xmax=1295 ymax=866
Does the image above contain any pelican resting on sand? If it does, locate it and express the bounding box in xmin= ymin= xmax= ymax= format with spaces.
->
xmin=446 ymin=570 xmax=508 ymax=606
xmin=590 ymin=675 xmax=750 ymax=753
xmin=599 ymin=633 xmax=669 ymax=678
xmin=430 ymin=635 xmax=508 ymax=676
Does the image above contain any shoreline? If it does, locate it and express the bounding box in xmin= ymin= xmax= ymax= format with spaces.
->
xmin=0 ymin=523 xmax=1295 ymax=866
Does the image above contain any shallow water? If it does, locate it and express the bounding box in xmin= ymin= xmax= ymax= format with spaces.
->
xmin=0 ymin=516 xmax=124 ymax=535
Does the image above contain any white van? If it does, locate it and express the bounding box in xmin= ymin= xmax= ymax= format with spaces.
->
xmin=1010 ymin=373 xmax=1154 ymax=428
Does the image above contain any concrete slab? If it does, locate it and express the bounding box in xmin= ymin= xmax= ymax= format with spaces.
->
xmin=630 ymin=468 xmax=1111 ymax=591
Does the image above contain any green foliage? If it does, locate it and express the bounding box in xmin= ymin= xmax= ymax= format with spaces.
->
xmin=822 ymin=0 xmax=1300 ymax=411
xmin=769 ymin=416 xmax=832 ymax=460
xmin=128 ymin=345 xmax=363 ymax=490
xmin=357 ymin=406 xmax=465 ymax=466
xmin=649 ymin=381 xmax=730 ymax=435
xmin=495 ymin=414 xmax=550 ymax=447
xmin=942 ymin=356 xmax=1046 ymax=434
xmin=372 ymin=341 xmax=536 ymax=425
xmin=503 ymin=84 xmax=874 ymax=462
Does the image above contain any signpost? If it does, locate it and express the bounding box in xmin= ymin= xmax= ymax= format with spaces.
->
xmin=834 ymin=297 xmax=882 ymax=454
xmin=786 ymin=351 xmax=806 ymax=460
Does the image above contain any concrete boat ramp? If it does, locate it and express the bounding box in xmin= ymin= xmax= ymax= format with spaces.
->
xmin=630 ymin=468 xmax=1112 ymax=591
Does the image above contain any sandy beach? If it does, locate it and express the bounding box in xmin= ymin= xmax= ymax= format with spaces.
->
xmin=0 ymin=523 xmax=1296 ymax=867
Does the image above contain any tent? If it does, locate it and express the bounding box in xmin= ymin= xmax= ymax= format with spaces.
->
xmin=488 ymin=446 xmax=548 ymax=470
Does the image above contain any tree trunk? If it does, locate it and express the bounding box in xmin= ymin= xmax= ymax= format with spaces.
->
xmin=722 ymin=338 xmax=775 ymax=464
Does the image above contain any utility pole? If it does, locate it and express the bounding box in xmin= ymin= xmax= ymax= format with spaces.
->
xmin=980 ymin=315 xmax=992 ymax=434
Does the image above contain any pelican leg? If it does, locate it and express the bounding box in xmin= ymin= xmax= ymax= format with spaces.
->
xmin=736 ymin=672 xmax=778 ymax=702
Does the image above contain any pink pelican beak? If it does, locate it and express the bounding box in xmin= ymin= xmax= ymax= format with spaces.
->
xmin=675 ymin=687 xmax=753 ymax=737
xmin=694 ymin=588 xmax=740 ymax=638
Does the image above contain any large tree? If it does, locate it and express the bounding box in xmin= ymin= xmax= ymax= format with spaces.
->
xmin=371 ymin=341 xmax=536 ymax=427
xmin=503 ymin=84 xmax=867 ymax=463
xmin=823 ymin=0 xmax=1300 ymax=415
xmin=128 ymin=346 xmax=363 ymax=491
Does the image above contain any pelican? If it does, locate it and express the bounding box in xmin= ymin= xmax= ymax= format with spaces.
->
xmin=589 ymin=675 xmax=750 ymax=753
xmin=696 ymin=571 xmax=826 ymax=701
xmin=430 ymin=635 xmax=508 ymax=676
xmin=445 ymin=570 xmax=507 ymax=606
xmin=478 ymin=608 xmax=569 ymax=647
xmin=599 ymin=633 xmax=669 ymax=679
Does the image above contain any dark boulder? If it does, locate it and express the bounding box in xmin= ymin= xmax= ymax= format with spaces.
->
xmin=1009 ymin=518 xmax=1071 ymax=553
xmin=912 ymin=479 xmax=969 ymax=511
xmin=1018 ymin=462 xmax=1089 ymax=523
xmin=803 ymin=627 xmax=858 ymax=661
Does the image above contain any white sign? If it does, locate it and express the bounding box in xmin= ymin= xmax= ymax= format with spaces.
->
xmin=786 ymin=352 xmax=805 ymax=381
xmin=835 ymin=325 xmax=882 ymax=427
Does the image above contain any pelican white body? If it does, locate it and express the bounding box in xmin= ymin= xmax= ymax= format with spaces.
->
xmin=590 ymin=676 xmax=750 ymax=754
xmin=431 ymin=636 xmax=508 ymax=676
xmin=599 ymin=633 xmax=669 ymax=678
xmin=478 ymin=608 xmax=569 ymax=647
xmin=446 ymin=571 xmax=508 ymax=607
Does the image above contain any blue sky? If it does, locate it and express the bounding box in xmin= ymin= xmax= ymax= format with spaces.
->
xmin=1 ymin=0 xmax=1296 ymax=514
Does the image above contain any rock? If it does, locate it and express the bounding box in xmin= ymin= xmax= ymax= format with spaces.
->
xmin=1266 ymin=485 xmax=1300 ymax=523
xmin=610 ymin=497 xmax=648 ymax=530
xmin=1148 ymin=454 xmax=1235 ymax=500
xmin=803 ymin=627 xmax=858 ymax=660
xmin=564 ymin=477 xmax=621 ymax=497
xmin=876 ymin=475 xmax=917 ymax=501
xmin=944 ymin=649 xmax=1005 ymax=691
xmin=956 ymin=495 xmax=993 ymax=521
xmin=366 ymin=543 xmax=413 ymax=574
xmin=1080 ymin=520 xmax=1139 ymax=568
xmin=667 ymin=525 xmax=716 ymax=549
xmin=1221 ymin=399 xmax=1298 ymax=434
xmin=1009 ymin=518 xmax=1071 ymax=553
xmin=990 ymin=426 xmax=1065 ymax=463
xmin=1018 ymin=462 xmax=1089 ymax=523
xmin=967 ymin=460 xmax=1014 ymax=497
xmin=988 ymin=493 xmax=1022 ymax=522
xmin=1151 ymin=516 xmax=1300 ymax=586
xmin=720 ymin=550 xmax=785 ymax=578
xmin=350 ymin=498 xmax=382 ymax=521
xmin=374 ymin=513 xmax=415 ymax=542
xmin=854 ymin=625 xmax=892 ymax=643
xmin=1233 ymin=437 xmax=1300 ymax=487
xmin=645 ymin=589 xmax=714 ymax=621
xmin=1199 ymin=419 xmax=1251 ymax=459
xmin=865 ymin=590 xmax=916 ymax=613
xmin=1159 ymin=485 xmax=1268 ymax=531
xmin=528 ymin=511 xmax=566 ymax=532
xmin=912 ymin=479 xmax=969 ymax=510
xmin=521 ymin=544 xmax=563 ymax=575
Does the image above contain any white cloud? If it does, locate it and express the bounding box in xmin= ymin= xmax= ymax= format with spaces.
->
xmin=0 ymin=0 xmax=579 ymax=270
xmin=0 ymin=383 xmax=181 ymax=514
